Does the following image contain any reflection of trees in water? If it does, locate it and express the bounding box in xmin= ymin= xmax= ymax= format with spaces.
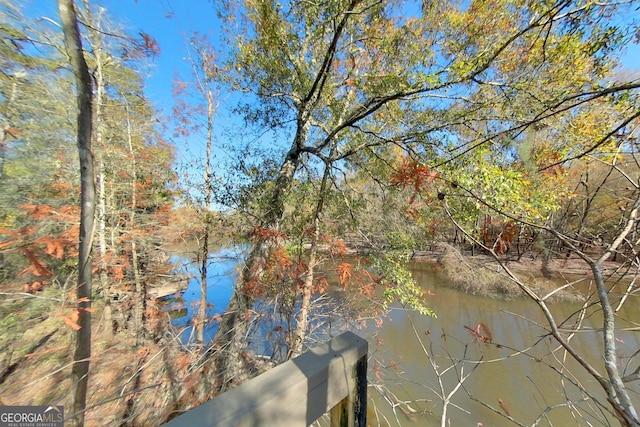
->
xmin=165 ymin=250 xmax=374 ymax=360
xmin=164 ymin=251 xmax=240 ymax=347
xmin=247 ymin=290 xmax=358 ymax=362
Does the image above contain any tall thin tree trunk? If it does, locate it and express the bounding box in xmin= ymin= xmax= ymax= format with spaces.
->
xmin=196 ymin=88 xmax=215 ymax=349
xmin=590 ymin=196 xmax=640 ymax=425
xmin=58 ymin=1 xmax=95 ymax=425
xmin=197 ymin=229 xmax=210 ymax=347
xmin=288 ymin=162 xmax=331 ymax=359
xmin=96 ymin=164 xmax=113 ymax=333
xmin=123 ymin=103 xmax=145 ymax=344
xmin=82 ymin=3 xmax=111 ymax=334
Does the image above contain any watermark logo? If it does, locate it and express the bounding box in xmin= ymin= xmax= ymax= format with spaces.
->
xmin=0 ymin=406 xmax=63 ymax=427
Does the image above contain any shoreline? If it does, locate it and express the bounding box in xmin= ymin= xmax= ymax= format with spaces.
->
xmin=410 ymin=248 xmax=623 ymax=279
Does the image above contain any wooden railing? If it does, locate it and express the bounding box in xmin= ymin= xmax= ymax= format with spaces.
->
xmin=162 ymin=331 xmax=368 ymax=427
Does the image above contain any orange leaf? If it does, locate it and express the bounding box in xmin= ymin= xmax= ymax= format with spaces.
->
xmin=26 ymin=281 xmax=47 ymax=293
xmin=336 ymin=262 xmax=353 ymax=288
xmin=25 ymin=345 xmax=66 ymax=359
xmin=479 ymin=323 xmax=493 ymax=343
xmin=111 ymin=265 xmax=125 ymax=280
xmin=0 ymin=228 xmax=19 ymax=240
xmin=19 ymin=249 xmax=52 ymax=277
xmin=314 ymin=277 xmax=330 ymax=293
xmin=465 ymin=323 xmax=492 ymax=344
xmin=35 ymin=236 xmax=67 ymax=259
xmin=62 ymin=309 xmax=81 ymax=330
xmin=4 ymin=127 xmax=22 ymax=139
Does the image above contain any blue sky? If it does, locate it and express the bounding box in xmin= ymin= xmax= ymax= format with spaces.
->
xmin=88 ymin=0 xmax=640 ymax=176
xmin=22 ymin=0 xmax=235 ymax=203
xmin=94 ymin=0 xmax=221 ymax=110
xmin=23 ymin=0 xmax=640 ymax=178
xmin=25 ymin=0 xmax=223 ymax=119
xmin=26 ymin=0 xmax=640 ymax=115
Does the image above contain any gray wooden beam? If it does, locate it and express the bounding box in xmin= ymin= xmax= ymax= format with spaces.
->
xmin=162 ymin=331 xmax=368 ymax=427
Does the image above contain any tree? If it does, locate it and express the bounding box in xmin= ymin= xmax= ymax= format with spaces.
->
xmin=1 ymin=2 xmax=179 ymax=424
xmin=387 ymin=35 xmax=640 ymax=425
xmin=0 ymin=0 xmax=79 ymax=281
xmin=172 ymin=33 xmax=220 ymax=350
xmin=436 ymin=164 xmax=640 ymax=424
xmin=204 ymin=0 xmax=640 ymax=389
xmin=58 ymin=0 xmax=94 ymax=424
xmin=75 ymin=1 xmax=174 ymax=345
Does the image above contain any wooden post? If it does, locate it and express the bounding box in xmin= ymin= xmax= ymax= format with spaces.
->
xmin=162 ymin=331 xmax=368 ymax=427
xmin=330 ymin=347 xmax=367 ymax=427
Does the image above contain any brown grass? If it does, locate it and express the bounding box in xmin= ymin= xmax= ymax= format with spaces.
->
xmin=435 ymin=243 xmax=581 ymax=301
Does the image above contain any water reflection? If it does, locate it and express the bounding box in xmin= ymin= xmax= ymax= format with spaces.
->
xmin=165 ymin=247 xmax=241 ymax=344
xmin=164 ymin=247 xmax=350 ymax=356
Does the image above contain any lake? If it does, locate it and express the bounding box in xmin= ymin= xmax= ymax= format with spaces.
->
xmin=166 ymin=250 xmax=640 ymax=426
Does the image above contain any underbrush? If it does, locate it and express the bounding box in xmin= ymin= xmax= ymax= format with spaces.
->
xmin=436 ymin=243 xmax=581 ymax=302
xmin=0 ymin=290 xmax=219 ymax=426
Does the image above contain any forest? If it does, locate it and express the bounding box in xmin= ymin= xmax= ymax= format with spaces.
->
xmin=1 ymin=0 xmax=640 ymax=425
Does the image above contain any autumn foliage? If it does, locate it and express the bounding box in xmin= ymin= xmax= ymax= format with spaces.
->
xmin=242 ymin=226 xmax=379 ymax=301
xmin=0 ymin=203 xmax=79 ymax=292
xmin=389 ymin=157 xmax=437 ymax=195
xmin=464 ymin=322 xmax=493 ymax=344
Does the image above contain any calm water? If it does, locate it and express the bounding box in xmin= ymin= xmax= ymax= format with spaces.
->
xmin=165 ymin=247 xmax=240 ymax=344
xmin=361 ymin=262 xmax=640 ymax=426
xmin=167 ymin=251 xmax=640 ymax=426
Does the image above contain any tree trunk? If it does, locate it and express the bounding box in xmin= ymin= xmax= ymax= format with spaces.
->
xmin=82 ymin=2 xmax=111 ymax=335
xmin=122 ymin=103 xmax=146 ymax=344
xmin=212 ymin=142 xmax=302 ymax=389
xmin=287 ymin=237 xmax=317 ymax=360
xmin=288 ymin=162 xmax=331 ymax=359
xmin=58 ymin=1 xmax=95 ymax=425
xmin=196 ymin=88 xmax=215 ymax=350
xmin=196 ymin=229 xmax=210 ymax=348
xmin=96 ymin=163 xmax=112 ymax=333
xmin=590 ymin=196 xmax=640 ymax=426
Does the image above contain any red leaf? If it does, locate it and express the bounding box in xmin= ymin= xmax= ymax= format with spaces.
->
xmin=479 ymin=323 xmax=493 ymax=343
xmin=464 ymin=323 xmax=492 ymax=344
xmin=20 ymin=249 xmax=52 ymax=277
xmin=3 ymin=127 xmax=22 ymax=139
